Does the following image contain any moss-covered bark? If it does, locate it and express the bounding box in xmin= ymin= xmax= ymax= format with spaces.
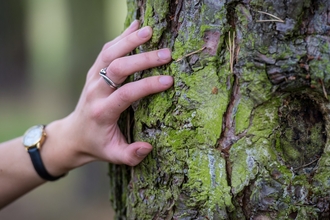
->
xmin=110 ymin=0 xmax=330 ymax=219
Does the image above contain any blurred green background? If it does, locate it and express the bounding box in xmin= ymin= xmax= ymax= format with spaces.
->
xmin=0 ymin=0 xmax=127 ymax=219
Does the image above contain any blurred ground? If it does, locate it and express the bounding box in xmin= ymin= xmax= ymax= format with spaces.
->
xmin=0 ymin=162 xmax=114 ymax=220
xmin=0 ymin=0 xmax=127 ymax=219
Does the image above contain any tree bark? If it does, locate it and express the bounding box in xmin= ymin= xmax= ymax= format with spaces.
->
xmin=110 ymin=0 xmax=330 ymax=219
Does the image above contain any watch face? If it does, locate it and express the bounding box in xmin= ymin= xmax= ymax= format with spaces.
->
xmin=23 ymin=125 xmax=45 ymax=147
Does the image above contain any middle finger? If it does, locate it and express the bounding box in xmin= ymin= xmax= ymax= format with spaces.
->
xmin=104 ymin=48 xmax=172 ymax=85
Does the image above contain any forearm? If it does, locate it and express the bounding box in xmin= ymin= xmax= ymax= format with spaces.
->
xmin=0 ymin=137 xmax=45 ymax=208
xmin=0 ymin=118 xmax=86 ymax=209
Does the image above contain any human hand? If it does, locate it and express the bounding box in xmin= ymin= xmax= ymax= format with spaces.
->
xmin=48 ymin=20 xmax=173 ymax=173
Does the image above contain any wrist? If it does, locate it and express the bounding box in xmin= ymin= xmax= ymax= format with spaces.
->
xmin=23 ymin=124 xmax=66 ymax=181
xmin=40 ymin=117 xmax=95 ymax=177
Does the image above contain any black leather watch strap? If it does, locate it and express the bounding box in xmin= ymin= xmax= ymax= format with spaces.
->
xmin=28 ymin=147 xmax=65 ymax=181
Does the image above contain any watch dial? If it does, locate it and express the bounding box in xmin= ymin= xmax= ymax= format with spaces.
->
xmin=23 ymin=125 xmax=44 ymax=146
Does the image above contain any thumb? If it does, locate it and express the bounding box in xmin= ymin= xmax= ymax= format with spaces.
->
xmin=122 ymin=142 xmax=153 ymax=166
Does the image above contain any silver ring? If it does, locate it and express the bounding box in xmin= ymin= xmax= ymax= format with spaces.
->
xmin=99 ymin=67 xmax=120 ymax=89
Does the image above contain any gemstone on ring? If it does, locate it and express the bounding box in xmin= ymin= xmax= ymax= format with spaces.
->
xmin=99 ymin=67 xmax=120 ymax=89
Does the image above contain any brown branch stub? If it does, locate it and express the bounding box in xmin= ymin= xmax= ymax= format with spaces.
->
xmin=256 ymin=10 xmax=285 ymax=23
xmin=175 ymin=47 xmax=206 ymax=62
xmin=226 ymin=31 xmax=235 ymax=74
xmin=293 ymin=157 xmax=320 ymax=171
xmin=225 ymin=31 xmax=240 ymax=74
xmin=320 ymin=79 xmax=329 ymax=100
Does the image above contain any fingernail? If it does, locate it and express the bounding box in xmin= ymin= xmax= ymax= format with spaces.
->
xmin=129 ymin=20 xmax=139 ymax=29
xmin=138 ymin=26 xmax=151 ymax=38
xmin=136 ymin=147 xmax=151 ymax=157
xmin=158 ymin=49 xmax=171 ymax=60
xmin=159 ymin=76 xmax=173 ymax=85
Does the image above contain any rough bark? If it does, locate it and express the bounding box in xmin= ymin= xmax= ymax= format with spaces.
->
xmin=110 ymin=0 xmax=330 ymax=219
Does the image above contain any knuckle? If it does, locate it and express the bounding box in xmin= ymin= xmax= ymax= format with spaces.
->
xmin=117 ymin=89 xmax=132 ymax=103
xmin=84 ymin=82 xmax=97 ymax=102
xmin=108 ymin=59 xmax=122 ymax=76
xmin=142 ymin=52 xmax=152 ymax=62
xmin=90 ymin=103 xmax=105 ymax=121
xmin=100 ymin=43 xmax=116 ymax=63
xmin=102 ymin=41 xmax=112 ymax=51
xmin=141 ymin=78 xmax=154 ymax=91
xmin=100 ymin=50 xmax=112 ymax=64
xmin=125 ymin=35 xmax=136 ymax=45
xmin=90 ymin=102 xmax=101 ymax=118
xmin=123 ymin=154 xmax=138 ymax=166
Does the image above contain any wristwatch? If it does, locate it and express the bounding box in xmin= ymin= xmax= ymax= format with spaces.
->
xmin=23 ymin=125 xmax=65 ymax=181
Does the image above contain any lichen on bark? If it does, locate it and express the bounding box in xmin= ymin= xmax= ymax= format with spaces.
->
xmin=109 ymin=0 xmax=330 ymax=219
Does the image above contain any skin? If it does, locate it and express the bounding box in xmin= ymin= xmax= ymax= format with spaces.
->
xmin=0 ymin=20 xmax=173 ymax=208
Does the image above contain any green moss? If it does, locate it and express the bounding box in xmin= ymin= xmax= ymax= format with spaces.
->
xmin=153 ymin=0 xmax=169 ymax=19
xmin=161 ymin=129 xmax=196 ymax=150
xmin=134 ymin=90 xmax=174 ymax=128
xmin=144 ymin=1 xmax=154 ymax=26
xmin=250 ymin=0 xmax=268 ymax=8
xmin=144 ymin=0 xmax=169 ymax=26
xmin=177 ymin=66 xmax=228 ymax=139
xmin=172 ymin=25 xmax=205 ymax=60
xmin=247 ymin=98 xmax=280 ymax=136
xmin=172 ymin=2 xmax=227 ymax=61
xmin=124 ymin=0 xmax=138 ymax=27
xmin=235 ymin=98 xmax=253 ymax=134
xmin=230 ymin=137 xmax=278 ymax=194
xmin=295 ymin=207 xmax=319 ymax=220
xmin=230 ymin=97 xmax=281 ymax=195
xmin=235 ymin=4 xmax=251 ymax=28
xmin=184 ymin=148 xmax=234 ymax=215
xmin=239 ymin=61 xmax=272 ymax=105
xmin=278 ymin=127 xmax=298 ymax=158
xmin=126 ymin=148 xmax=190 ymax=218
xmin=201 ymin=2 xmax=227 ymax=24
xmin=309 ymin=37 xmax=330 ymax=85
xmin=311 ymin=153 xmax=330 ymax=196
xmin=143 ymin=0 xmax=170 ymax=45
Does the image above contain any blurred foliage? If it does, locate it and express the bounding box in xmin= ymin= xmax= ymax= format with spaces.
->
xmin=0 ymin=0 xmax=127 ymax=140
xmin=0 ymin=0 xmax=126 ymax=219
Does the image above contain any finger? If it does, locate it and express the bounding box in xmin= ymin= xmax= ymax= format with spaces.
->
xmin=102 ymin=20 xmax=140 ymax=51
xmin=106 ymin=75 xmax=174 ymax=118
xmin=86 ymin=20 xmax=140 ymax=80
xmin=119 ymin=142 xmax=153 ymax=166
xmin=97 ymin=48 xmax=171 ymax=94
xmin=104 ymin=48 xmax=172 ymax=85
xmin=95 ymin=26 xmax=153 ymax=71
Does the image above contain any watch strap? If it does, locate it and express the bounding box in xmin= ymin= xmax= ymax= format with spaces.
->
xmin=28 ymin=147 xmax=65 ymax=181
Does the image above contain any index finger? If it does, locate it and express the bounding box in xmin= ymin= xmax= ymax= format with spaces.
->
xmin=102 ymin=20 xmax=140 ymax=51
xmin=94 ymin=26 xmax=153 ymax=73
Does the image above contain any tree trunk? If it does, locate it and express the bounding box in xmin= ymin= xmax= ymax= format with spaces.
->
xmin=110 ymin=0 xmax=330 ymax=219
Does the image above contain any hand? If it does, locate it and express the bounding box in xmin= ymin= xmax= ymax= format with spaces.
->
xmin=48 ymin=20 xmax=173 ymax=173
